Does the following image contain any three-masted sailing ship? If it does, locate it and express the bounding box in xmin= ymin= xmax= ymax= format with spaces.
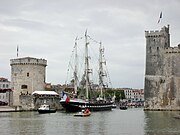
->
xmin=60 ymin=31 xmax=113 ymax=112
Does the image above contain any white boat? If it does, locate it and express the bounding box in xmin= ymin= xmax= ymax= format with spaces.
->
xmin=112 ymin=104 xmax=117 ymax=108
xmin=38 ymin=104 xmax=56 ymax=114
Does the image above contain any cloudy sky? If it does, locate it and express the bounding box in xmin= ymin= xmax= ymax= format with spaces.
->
xmin=0 ymin=0 xmax=180 ymax=88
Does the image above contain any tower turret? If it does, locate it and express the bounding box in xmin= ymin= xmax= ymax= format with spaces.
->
xmin=144 ymin=25 xmax=180 ymax=111
xmin=145 ymin=25 xmax=170 ymax=76
xmin=10 ymin=57 xmax=47 ymax=106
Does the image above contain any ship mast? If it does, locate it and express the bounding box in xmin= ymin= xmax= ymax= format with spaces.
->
xmin=74 ymin=37 xmax=78 ymax=95
xmin=99 ymin=42 xmax=106 ymax=97
xmin=85 ymin=30 xmax=89 ymax=99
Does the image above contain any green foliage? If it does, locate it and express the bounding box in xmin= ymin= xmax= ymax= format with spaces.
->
xmin=105 ymin=89 xmax=125 ymax=102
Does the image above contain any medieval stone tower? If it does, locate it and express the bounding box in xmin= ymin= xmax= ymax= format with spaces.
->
xmin=144 ymin=25 xmax=180 ymax=110
xmin=10 ymin=57 xmax=47 ymax=107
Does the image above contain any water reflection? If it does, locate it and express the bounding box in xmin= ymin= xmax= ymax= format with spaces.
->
xmin=8 ymin=112 xmax=45 ymax=135
xmin=0 ymin=109 xmax=180 ymax=135
xmin=144 ymin=111 xmax=180 ymax=135
xmin=63 ymin=112 xmax=108 ymax=135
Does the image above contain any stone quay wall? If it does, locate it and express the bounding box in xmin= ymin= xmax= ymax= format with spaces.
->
xmin=19 ymin=95 xmax=62 ymax=111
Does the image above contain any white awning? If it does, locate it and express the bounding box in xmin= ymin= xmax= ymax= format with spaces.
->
xmin=32 ymin=90 xmax=58 ymax=96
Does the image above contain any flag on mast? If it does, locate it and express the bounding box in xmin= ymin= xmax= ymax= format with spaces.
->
xmin=17 ymin=45 xmax=19 ymax=57
xmin=157 ymin=11 xmax=162 ymax=24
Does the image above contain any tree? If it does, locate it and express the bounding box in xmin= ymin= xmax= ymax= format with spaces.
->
xmin=105 ymin=89 xmax=125 ymax=102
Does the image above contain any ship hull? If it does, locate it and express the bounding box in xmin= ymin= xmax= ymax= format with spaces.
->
xmin=60 ymin=99 xmax=113 ymax=112
xmin=38 ymin=109 xmax=56 ymax=114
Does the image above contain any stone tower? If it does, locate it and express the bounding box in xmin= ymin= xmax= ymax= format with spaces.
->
xmin=10 ymin=57 xmax=47 ymax=107
xmin=144 ymin=25 xmax=180 ymax=110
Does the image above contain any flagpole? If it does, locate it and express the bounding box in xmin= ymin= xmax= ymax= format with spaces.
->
xmin=17 ymin=45 xmax=19 ymax=57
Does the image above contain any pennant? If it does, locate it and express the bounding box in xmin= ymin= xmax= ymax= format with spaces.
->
xmin=158 ymin=12 xmax=162 ymax=24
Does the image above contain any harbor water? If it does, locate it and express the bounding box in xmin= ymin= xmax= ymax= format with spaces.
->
xmin=0 ymin=108 xmax=180 ymax=135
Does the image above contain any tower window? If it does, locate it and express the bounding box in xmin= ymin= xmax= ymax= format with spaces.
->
xmin=149 ymin=47 xmax=152 ymax=53
xmin=21 ymin=85 xmax=28 ymax=89
xmin=27 ymin=73 xmax=29 ymax=77
xmin=157 ymin=47 xmax=159 ymax=52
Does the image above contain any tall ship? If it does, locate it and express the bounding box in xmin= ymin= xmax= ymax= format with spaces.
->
xmin=60 ymin=31 xmax=114 ymax=112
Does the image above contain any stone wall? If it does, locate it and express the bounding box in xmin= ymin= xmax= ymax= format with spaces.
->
xmin=19 ymin=95 xmax=62 ymax=110
xmin=144 ymin=25 xmax=180 ymax=110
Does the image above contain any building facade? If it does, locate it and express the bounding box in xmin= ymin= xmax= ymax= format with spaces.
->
xmin=124 ymin=89 xmax=144 ymax=102
xmin=144 ymin=25 xmax=180 ymax=110
xmin=10 ymin=57 xmax=47 ymax=107
xmin=0 ymin=77 xmax=12 ymax=105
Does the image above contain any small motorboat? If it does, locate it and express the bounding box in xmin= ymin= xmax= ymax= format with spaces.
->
xmin=119 ymin=106 xmax=128 ymax=110
xmin=38 ymin=104 xmax=56 ymax=114
xmin=112 ymin=104 xmax=117 ymax=108
xmin=74 ymin=108 xmax=91 ymax=117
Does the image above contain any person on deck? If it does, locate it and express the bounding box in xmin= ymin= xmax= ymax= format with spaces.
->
xmin=85 ymin=108 xmax=89 ymax=114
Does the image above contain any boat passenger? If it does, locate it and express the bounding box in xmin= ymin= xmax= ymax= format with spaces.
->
xmin=84 ymin=108 xmax=89 ymax=114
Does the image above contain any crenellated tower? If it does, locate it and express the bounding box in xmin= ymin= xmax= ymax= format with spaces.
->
xmin=145 ymin=25 xmax=170 ymax=76
xmin=144 ymin=25 xmax=180 ymax=110
xmin=10 ymin=57 xmax=47 ymax=107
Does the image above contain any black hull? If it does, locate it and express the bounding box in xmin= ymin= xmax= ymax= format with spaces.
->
xmin=38 ymin=109 xmax=56 ymax=114
xmin=120 ymin=106 xmax=128 ymax=110
xmin=60 ymin=100 xmax=113 ymax=112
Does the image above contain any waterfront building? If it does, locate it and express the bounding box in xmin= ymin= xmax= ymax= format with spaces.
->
xmin=0 ymin=77 xmax=12 ymax=105
xmin=124 ymin=89 xmax=144 ymax=102
xmin=10 ymin=57 xmax=47 ymax=108
xmin=0 ymin=77 xmax=10 ymax=89
xmin=144 ymin=25 xmax=180 ymax=110
xmin=124 ymin=89 xmax=133 ymax=101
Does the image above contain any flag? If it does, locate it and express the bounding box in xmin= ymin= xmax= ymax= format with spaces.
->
xmin=65 ymin=97 xmax=69 ymax=103
xmin=60 ymin=91 xmax=65 ymax=98
xmin=157 ymin=12 xmax=162 ymax=24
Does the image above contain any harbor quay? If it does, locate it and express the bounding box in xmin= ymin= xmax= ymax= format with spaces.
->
xmin=0 ymin=106 xmax=15 ymax=112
